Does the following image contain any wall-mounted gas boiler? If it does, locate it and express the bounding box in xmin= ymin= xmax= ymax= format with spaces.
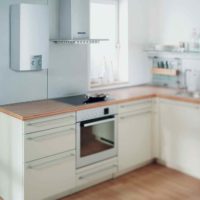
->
xmin=10 ymin=4 xmax=49 ymax=71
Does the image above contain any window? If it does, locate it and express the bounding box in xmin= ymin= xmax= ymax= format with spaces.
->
xmin=89 ymin=0 xmax=129 ymax=88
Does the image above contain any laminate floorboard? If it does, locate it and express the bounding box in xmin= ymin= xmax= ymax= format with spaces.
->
xmin=61 ymin=164 xmax=200 ymax=200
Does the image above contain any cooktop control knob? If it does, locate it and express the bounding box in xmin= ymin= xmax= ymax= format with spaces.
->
xmin=104 ymin=108 xmax=109 ymax=115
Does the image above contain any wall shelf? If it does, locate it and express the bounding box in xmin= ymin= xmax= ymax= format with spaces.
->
xmin=145 ymin=49 xmax=200 ymax=60
xmin=144 ymin=49 xmax=200 ymax=59
xmin=50 ymin=39 xmax=109 ymax=44
xmin=152 ymin=68 xmax=180 ymax=76
xmin=145 ymin=49 xmax=200 ymax=54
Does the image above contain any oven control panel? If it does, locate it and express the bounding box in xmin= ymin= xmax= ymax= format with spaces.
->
xmin=104 ymin=108 xmax=109 ymax=115
xmin=76 ymin=105 xmax=117 ymax=122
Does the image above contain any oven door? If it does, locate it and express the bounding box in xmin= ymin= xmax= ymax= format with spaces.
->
xmin=76 ymin=115 xmax=117 ymax=168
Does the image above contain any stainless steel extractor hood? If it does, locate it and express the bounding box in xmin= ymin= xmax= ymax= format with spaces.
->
xmin=50 ymin=0 xmax=108 ymax=44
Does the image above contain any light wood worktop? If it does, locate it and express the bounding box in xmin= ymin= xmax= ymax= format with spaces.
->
xmin=1 ymin=85 xmax=200 ymax=121
xmin=0 ymin=100 xmax=76 ymax=121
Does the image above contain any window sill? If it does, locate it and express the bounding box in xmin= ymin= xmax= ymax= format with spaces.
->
xmin=89 ymin=81 xmax=131 ymax=91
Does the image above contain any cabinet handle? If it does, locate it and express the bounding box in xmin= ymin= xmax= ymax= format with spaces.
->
xmin=160 ymin=100 xmax=200 ymax=110
xmin=120 ymin=111 xmax=152 ymax=120
xmin=83 ymin=118 xmax=115 ymax=127
xmin=26 ymin=127 xmax=75 ymax=141
xmin=26 ymin=153 xmax=75 ymax=170
xmin=120 ymin=101 xmax=152 ymax=109
xmin=79 ymin=165 xmax=117 ymax=180
xmin=77 ymin=32 xmax=86 ymax=35
xmin=27 ymin=115 xmax=75 ymax=127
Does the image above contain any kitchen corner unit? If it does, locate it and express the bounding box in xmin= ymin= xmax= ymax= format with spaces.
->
xmin=118 ymin=99 xmax=154 ymax=175
xmin=2 ymin=86 xmax=200 ymax=200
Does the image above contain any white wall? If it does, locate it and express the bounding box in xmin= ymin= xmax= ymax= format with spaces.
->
xmin=0 ymin=0 xmax=89 ymax=105
xmin=149 ymin=0 xmax=200 ymax=89
xmin=48 ymin=0 xmax=89 ymax=98
xmin=48 ymin=44 xmax=89 ymax=98
xmin=128 ymin=0 xmax=152 ymax=85
xmin=128 ymin=0 xmax=200 ymax=87
xmin=0 ymin=0 xmax=48 ymax=105
xmin=149 ymin=0 xmax=200 ymax=44
xmin=111 ymin=0 xmax=200 ymax=86
xmin=3 ymin=0 xmax=200 ymax=105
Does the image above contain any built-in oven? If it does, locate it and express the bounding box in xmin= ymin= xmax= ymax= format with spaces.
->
xmin=76 ymin=105 xmax=118 ymax=168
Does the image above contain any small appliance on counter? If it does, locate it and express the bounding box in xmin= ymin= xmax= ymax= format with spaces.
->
xmin=55 ymin=93 xmax=109 ymax=106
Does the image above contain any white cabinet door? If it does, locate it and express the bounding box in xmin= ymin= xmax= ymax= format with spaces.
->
xmin=118 ymin=109 xmax=153 ymax=172
xmin=76 ymin=158 xmax=118 ymax=190
xmin=25 ymin=151 xmax=75 ymax=200
xmin=24 ymin=113 xmax=75 ymax=133
xmin=152 ymin=98 xmax=160 ymax=158
xmin=25 ymin=125 xmax=75 ymax=162
xmin=160 ymin=100 xmax=200 ymax=178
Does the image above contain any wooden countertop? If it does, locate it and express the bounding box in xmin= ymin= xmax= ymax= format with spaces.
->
xmin=0 ymin=100 xmax=76 ymax=121
xmin=1 ymin=85 xmax=200 ymax=121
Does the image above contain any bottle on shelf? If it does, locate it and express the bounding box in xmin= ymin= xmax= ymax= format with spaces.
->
xmin=190 ymin=28 xmax=200 ymax=52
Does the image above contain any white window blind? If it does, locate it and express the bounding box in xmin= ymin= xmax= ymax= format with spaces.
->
xmin=89 ymin=0 xmax=128 ymax=88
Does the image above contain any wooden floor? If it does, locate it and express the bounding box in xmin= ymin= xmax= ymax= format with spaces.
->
xmin=61 ymin=164 xmax=200 ymax=200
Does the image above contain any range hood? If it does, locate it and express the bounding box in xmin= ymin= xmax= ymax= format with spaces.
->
xmin=10 ymin=4 xmax=49 ymax=71
xmin=50 ymin=0 xmax=108 ymax=44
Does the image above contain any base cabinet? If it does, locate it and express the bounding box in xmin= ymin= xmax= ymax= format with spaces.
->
xmin=76 ymin=158 xmax=118 ymax=191
xmin=152 ymin=98 xmax=160 ymax=159
xmin=4 ymin=97 xmax=200 ymax=200
xmin=0 ymin=112 xmax=76 ymax=200
xmin=160 ymin=100 xmax=200 ymax=178
xmin=118 ymin=100 xmax=153 ymax=173
xmin=25 ymin=151 xmax=75 ymax=200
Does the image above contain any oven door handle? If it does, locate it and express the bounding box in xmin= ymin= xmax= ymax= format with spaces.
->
xmin=83 ymin=118 xmax=115 ymax=127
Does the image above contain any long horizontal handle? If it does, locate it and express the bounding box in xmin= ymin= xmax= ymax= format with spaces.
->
xmin=120 ymin=110 xmax=152 ymax=120
xmin=26 ymin=127 xmax=75 ymax=141
xmin=83 ymin=118 xmax=115 ymax=127
xmin=26 ymin=152 xmax=75 ymax=170
xmin=120 ymin=101 xmax=152 ymax=109
xmin=79 ymin=165 xmax=117 ymax=180
xmin=27 ymin=115 xmax=75 ymax=127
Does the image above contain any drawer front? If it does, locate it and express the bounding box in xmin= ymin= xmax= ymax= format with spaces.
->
xmin=24 ymin=112 xmax=75 ymax=134
xmin=76 ymin=158 xmax=118 ymax=188
xmin=25 ymin=125 xmax=75 ymax=162
xmin=119 ymin=99 xmax=152 ymax=114
xmin=25 ymin=151 xmax=75 ymax=200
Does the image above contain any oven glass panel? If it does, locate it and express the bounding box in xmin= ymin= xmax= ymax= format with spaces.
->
xmin=80 ymin=120 xmax=114 ymax=157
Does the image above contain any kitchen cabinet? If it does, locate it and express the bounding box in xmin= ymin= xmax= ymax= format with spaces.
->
xmin=152 ymin=98 xmax=160 ymax=158
xmin=3 ymin=95 xmax=200 ymax=199
xmin=160 ymin=100 xmax=200 ymax=179
xmin=0 ymin=112 xmax=76 ymax=200
xmin=24 ymin=125 xmax=75 ymax=162
xmin=118 ymin=100 xmax=153 ymax=174
xmin=25 ymin=151 xmax=75 ymax=200
xmin=76 ymin=157 xmax=118 ymax=192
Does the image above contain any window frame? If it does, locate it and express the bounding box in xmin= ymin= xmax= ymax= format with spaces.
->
xmin=88 ymin=0 xmax=130 ymax=90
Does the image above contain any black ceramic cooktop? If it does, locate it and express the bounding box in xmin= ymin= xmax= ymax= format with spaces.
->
xmin=55 ymin=94 xmax=108 ymax=106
